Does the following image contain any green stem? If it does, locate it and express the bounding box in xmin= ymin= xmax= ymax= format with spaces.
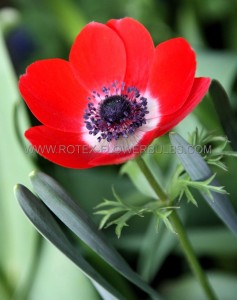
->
xmin=169 ymin=211 xmax=217 ymax=299
xmin=135 ymin=156 xmax=217 ymax=300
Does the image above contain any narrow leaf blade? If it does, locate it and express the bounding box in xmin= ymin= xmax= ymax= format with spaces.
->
xmin=15 ymin=184 xmax=124 ymax=300
xmin=30 ymin=171 xmax=162 ymax=300
xmin=169 ymin=132 xmax=237 ymax=237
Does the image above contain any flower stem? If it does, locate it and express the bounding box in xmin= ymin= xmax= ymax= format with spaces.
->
xmin=135 ymin=155 xmax=217 ymax=300
xmin=169 ymin=211 xmax=217 ymax=299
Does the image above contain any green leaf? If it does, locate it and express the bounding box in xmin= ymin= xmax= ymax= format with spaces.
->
xmin=169 ymin=132 xmax=237 ymax=237
xmin=15 ymin=184 xmax=124 ymax=300
xmin=29 ymin=171 xmax=162 ymax=300
xmin=106 ymin=211 xmax=135 ymax=239
xmin=95 ymin=188 xmax=146 ymax=237
xmin=209 ymin=80 xmax=237 ymax=150
xmin=95 ymin=187 xmax=176 ymax=238
xmin=180 ymin=173 xmax=228 ymax=202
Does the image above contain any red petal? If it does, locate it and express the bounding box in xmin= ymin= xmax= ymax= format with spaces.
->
xmin=69 ymin=22 xmax=126 ymax=92
xmin=155 ymin=77 xmax=211 ymax=137
xmin=25 ymin=126 xmax=97 ymax=169
xmin=147 ymin=38 xmax=196 ymax=114
xmin=107 ymin=17 xmax=154 ymax=92
xmin=19 ymin=59 xmax=88 ymax=132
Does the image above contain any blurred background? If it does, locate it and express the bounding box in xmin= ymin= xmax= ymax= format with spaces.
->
xmin=1 ymin=0 xmax=237 ymax=299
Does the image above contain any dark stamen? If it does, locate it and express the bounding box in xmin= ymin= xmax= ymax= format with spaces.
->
xmin=100 ymin=95 xmax=131 ymax=123
xmin=84 ymin=83 xmax=149 ymax=143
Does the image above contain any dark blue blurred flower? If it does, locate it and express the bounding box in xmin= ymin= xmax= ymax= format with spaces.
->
xmin=6 ymin=27 xmax=35 ymax=74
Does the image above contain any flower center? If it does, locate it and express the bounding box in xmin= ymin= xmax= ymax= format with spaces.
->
xmin=84 ymin=82 xmax=149 ymax=142
xmin=100 ymin=95 xmax=131 ymax=123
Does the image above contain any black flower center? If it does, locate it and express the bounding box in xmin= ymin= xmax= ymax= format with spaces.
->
xmin=84 ymin=83 xmax=149 ymax=142
xmin=100 ymin=96 xmax=131 ymax=123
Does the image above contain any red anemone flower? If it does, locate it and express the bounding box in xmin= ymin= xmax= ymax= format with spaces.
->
xmin=19 ymin=17 xmax=210 ymax=169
